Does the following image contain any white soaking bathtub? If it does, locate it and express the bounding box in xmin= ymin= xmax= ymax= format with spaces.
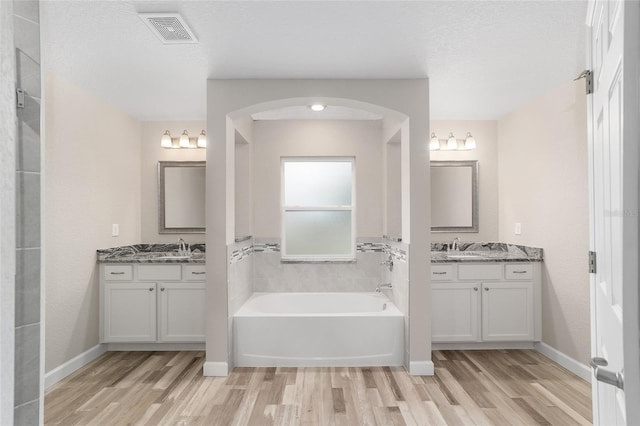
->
xmin=233 ymin=292 xmax=404 ymax=367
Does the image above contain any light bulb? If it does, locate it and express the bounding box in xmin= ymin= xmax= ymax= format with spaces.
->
xmin=446 ymin=132 xmax=458 ymax=150
xmin=429 ymin=133 xmax=440 ymax=151
xmin=179 ymin=130 xmax=190 ymax=148
xmin=160 ymin=130 xmax=172 ymax=148
xmin=310 ymin=104 xmax=325 ymax=112
xmin=464 ymin=132 xmax=476 ymax=150
xmin=197 ymin=130 xmax=207 ymax=148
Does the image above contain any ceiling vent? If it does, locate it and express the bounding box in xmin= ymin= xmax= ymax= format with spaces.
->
xmin=138 ymin=13 xmax=198 ymax=44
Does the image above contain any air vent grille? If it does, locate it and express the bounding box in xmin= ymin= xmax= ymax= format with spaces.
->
xmin=138 ymin=13 xmax=198 ymax=44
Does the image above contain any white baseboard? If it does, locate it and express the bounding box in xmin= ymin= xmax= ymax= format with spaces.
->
xmin=433 ymin=341 xmax=535 ymax=351
xmin=534 ymin=342 xmax=592 ymax=383
xmin=409 ymin=361 xmax=434 ymax=376
xmin=106 ymin=343 xmax=205 ymax=351
xmin=45 ymin=344 xmax=107 ymax=389
xmin=203 ymin=361 xmax=229 ymax=376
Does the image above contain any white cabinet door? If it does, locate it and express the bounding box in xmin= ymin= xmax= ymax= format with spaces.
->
xmin=482 ymin=282 xmax=533 ymax=341
xmin=103 ymin=283 xmax=157 ymax=342
xmin=158 ymin=282 xmax=206 ymax=342
xmin=432 ymin=282 xmax=480 ymax=342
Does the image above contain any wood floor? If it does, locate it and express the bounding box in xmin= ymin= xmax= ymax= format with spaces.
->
xmin=44 ymin=350 xmax=592 ymax=425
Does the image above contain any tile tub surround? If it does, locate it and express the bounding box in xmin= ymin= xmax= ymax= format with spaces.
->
xmin=431 ymin=242 xmax=543 ymax=263
xmin=97 ymin=243 xmax=206 ymax=263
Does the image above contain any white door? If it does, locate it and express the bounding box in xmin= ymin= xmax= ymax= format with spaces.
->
xmin=103 ymin=283 xmax=157 ymax=342
xmin=159 ymin=282 xmax=206 ymax=342
xmin=481 ymin=282 xmax=533 ymax=342
xmin=587 ymin=1 xmax=640 ymax=424
xmin=431 ymin=282 xmax=480 ymax=342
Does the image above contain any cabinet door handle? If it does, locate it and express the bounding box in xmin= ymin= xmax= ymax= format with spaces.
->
xmin=110 ymin=272 xmax=125 ymax=275
xmin=473 ymin=287 xmax=478 ymax=291
xmin=513 ymin=270 xmax=527 ymax=274
xmin=191 ymin=272 xmax=206 ymax=275
xmin=149 ymin=287 xmax=154 ymax=292
xmin=484 ymin=287 xmax=489 ymax=291
xmin=161 ymin=288 xmax=165 ymax=291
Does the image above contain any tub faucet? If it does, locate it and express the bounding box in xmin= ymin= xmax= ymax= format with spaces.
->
xmin=450 ymin=237 xmax=460 ymax=252
xmin=375 ymin=283 xmax=393 ymax=292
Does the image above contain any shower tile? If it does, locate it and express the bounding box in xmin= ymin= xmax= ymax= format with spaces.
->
xmin=16 ymin=172 xmax=40 ymax=249
xmin=14 ymin=323 xmax=40 ymax=406
xmin=14 ymin=399 xmax=39 ymax=426
xmin=16 ymin=49 xmax=40 ymax=99
xmin=16 ymin=116 xmax=40 ymax=172
xmin=13 ymin=15 xmax=40 ymax=63
xmin=15 ymin=248 xmax=40 ymax=327
xmin=13 ymin=0 xmax=39 ymax=24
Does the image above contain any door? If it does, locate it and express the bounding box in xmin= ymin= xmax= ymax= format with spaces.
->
xmin=587 ymin=1 xmax=640 ymax=424
xmin=103 ymin=283 xmax=157 ymax=342
xmin=481 ymin=282 xmax=533 ymax=341
xmin=431 ymin=282 xmax=480 ymax=342
xmin=159 ymin=282 xmax=206 ymax=342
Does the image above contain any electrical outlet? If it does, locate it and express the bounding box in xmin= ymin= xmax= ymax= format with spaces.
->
xmin=112 ymin=224 xmax=119 ymax=237
xmin=515 ymin=222 xmax=522 ymax=235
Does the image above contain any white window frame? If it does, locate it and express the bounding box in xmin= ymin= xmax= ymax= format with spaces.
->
xmin=281 ymin=157 xmax=356 ymax=262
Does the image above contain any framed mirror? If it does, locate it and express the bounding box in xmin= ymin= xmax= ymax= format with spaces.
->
xmin=158 ymin=161 xmax=206 ymax=234
xmin=430 ymin=160 xmax=478 ymax=233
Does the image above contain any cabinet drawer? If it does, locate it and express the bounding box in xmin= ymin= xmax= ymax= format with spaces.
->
xmin=431 ymin=265 xmax=454 ymax=281
xmin=505 ymin=264 xmax=533 ymax=280
xmin=104 ymin=265 xmax=133 ymax=281
xmin=459 ymin=264 xmax=502 ymax=280
xmin=138 ymin=265 xmax=182 ymax=281
xmin=184 ymin=265 xmax=206 ymax=280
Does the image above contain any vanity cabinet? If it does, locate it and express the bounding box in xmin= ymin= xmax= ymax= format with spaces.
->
xmin=100 ymin=264 xmax=206 ymax=344
xmin=431 ymin=262 xmax=540 ymax=345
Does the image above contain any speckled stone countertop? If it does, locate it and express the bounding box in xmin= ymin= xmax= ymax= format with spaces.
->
xmin=97 ymin=243 xmax=206 ymax=264
xmin=430 ymin=242 xmax=543 ymax=263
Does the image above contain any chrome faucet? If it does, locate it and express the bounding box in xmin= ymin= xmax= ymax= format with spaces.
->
xmin=375 ymin=283 xmax=393 ymax=292
xmin=381 ymin=255 xmax=394 ymax=272
xmin=450 ymin=237 xmax=460 ymax=252
xmin=178 ymin=238 xmax=190 ymax=256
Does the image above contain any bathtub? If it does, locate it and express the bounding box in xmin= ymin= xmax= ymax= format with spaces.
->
xmin=233 ymin=292 xmax=404 ymax=367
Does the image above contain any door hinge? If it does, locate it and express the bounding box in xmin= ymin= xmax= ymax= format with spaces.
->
xmin=575 ymin=70 xmax=593 ymax=95
xmin=16 ymin=88 xmax=25 ymax=109
xmin=589 ymin=251 xmax=597 ymax=274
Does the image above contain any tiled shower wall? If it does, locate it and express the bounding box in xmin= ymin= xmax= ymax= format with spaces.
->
xmin=227 ymin=238 xmax=254 ymax=369
xmin=382 ymin=240 xmax=409 ymax=368
xmin=13 ymin=0 xmax=42 ymax=423
xmin=253 ymin=237 xmax=384 ymax=292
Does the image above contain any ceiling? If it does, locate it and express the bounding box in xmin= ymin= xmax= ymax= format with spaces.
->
xmin=40 ymin=1 xmax=587 ymax=122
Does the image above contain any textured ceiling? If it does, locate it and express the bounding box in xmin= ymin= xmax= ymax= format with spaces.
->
xmin=40 ymin=1 xmax=587 ymax=121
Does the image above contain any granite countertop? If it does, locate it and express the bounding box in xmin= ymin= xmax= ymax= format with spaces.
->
xmin=97 ymin=243 xmax=206 ymax=264
xmin=430 ymin=242 xmax=543 ymax=263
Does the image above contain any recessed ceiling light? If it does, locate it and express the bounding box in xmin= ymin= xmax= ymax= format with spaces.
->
xmin=310 ymin=104 xmax=326 ymax=112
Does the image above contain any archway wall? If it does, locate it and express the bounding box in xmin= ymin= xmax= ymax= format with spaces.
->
xmin=205 ymin=79 xmax=432 ymax=375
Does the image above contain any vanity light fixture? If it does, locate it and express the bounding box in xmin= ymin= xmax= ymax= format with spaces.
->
xmin=429 ymin=132 xmax=477 ymax=151
xmin=310 ymin=104 xmax=326 ymax=112
xmin=160 ymin=130 xmax=207 ymax=149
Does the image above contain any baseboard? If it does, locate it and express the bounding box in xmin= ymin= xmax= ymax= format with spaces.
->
xmin=106 ymin=343 xmax=205 ymax=351
xmin=432 ymin=341 xmax=535 ymax=351
xmin=203 ymin=361 xmax=229 ymax=376
xmin=534 ymin=342 xmax=592 ymax=383
xmin=45 ymin=344 xmax=107 ymax=389
xmin=409 ymin=361 xmax=434 ymax=376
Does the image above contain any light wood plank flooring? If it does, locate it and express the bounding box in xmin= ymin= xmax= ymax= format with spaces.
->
xmin=45 ymin=350 xmax=592 ymax=425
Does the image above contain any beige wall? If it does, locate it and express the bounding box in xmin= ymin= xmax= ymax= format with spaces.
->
xmin=498 ymin=80 xmax=590 ymax=364
xmin=252 ymin=120 xmax=383 ymax=238
xmin=140 ymin=121 xmax=206 ymax=244
xmin=44 ymin=73 xmax=141 ymax=372
xmin=430 ymin=120 xmax=499 ymax=243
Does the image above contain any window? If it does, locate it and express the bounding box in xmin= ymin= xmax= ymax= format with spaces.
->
xmin=281 ymin=158 xmax=355 ymax=261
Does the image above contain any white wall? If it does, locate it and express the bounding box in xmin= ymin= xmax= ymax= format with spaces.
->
xmin=430 ymin=120 xmax=499 ymax=243
xmin=140 ymin=121 xmax=206 ymax=243
xmin=252 ymin=119 xmax=383 ymax=238
xmin=44 ymin=73 xmax=141 ymax=372
xmin=498 ymin=80 xmax=589 ymax=364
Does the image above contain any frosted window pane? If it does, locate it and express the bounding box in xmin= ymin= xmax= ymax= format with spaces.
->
xmin=284 ymin=161 xmax=352 ymax=206
xmin=285 ymin=211 xmax=352 ymax=256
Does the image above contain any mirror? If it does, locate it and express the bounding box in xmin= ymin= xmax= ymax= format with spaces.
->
xmin=158 ymin=161 xmax=206 ymax=234
xmin=431 ymin=160 xmax=478 ymax=233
